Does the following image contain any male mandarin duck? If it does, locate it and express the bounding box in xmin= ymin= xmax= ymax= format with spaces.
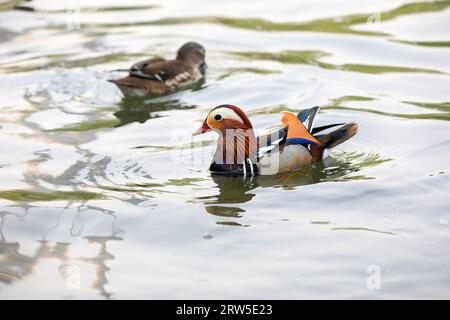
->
xmin=193 ymin=105 xmax=358 ymax=176
xmin=109 ymin=42 xmax=206 ymax=97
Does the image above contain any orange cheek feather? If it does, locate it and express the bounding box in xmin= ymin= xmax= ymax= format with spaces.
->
xmin=206 ymin=118 xmax=236 ymax=131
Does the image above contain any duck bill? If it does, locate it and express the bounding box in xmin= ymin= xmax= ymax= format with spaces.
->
xmin=192 ymin=122 xmax=210 ymax=136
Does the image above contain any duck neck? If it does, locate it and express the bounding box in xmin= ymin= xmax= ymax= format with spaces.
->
xmin=213 ymin=128 xmax=257 ymax=167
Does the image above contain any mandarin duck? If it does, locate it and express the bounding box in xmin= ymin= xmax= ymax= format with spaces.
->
xmin=109 ymin=42 xmax=206 ymax=97
xmin=193 ymin=105 xmax=358 ymax=176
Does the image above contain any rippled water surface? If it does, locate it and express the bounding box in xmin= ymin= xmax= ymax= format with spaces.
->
xmin=0 ymin=0 xmax=449 ymax=299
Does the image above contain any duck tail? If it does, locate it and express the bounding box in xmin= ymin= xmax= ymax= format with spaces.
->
xmin=310 ymin=122 xmax=358 ymax=161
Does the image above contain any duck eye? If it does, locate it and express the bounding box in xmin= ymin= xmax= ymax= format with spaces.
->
xmin=214 ymin=114 xmax=223 ymax=121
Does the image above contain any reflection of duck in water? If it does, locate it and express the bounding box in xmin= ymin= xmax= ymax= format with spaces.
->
xmin=109 ymin=42 xmax=206 ymax=97
xmin=193 ymin=105 xmax=358 ymax=176
xmin=113 ymin=97 xmax=197 ymax=127
xmin=198 ymin=151 xmax=386 ymax=223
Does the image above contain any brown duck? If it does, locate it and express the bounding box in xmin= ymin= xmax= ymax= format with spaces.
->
xmin=109 ymin=42 xmax=206 ymax=97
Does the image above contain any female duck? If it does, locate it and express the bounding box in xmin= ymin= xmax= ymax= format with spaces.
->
xmin=109 ymin=42 xmax=206 ymax=97
xmin=193 ymin=105 xmax=358 ymax=176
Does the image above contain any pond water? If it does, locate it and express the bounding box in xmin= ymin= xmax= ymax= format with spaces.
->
xmin=0 ymin=0 xmax=449 ymax=299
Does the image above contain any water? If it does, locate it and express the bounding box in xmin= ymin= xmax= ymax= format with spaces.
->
xmin=0 ymin=0 xmax=449 ymax=299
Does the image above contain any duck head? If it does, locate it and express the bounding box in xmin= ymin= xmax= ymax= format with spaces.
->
xmin=193 ymin=104 xmax=253 ymax=135
xmin=193 ymin=105 xmax=257 ymax=168
xmin=176 ymin=42 xmax=206 ymax=68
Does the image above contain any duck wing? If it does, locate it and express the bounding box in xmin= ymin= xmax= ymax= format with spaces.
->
xmin=126 ymin=57 xmax=166 ymax=79
xmin=130 ymin=60 xmax=196 ymax=84
xmin=258 ymin=106 xmax=352 ymax=159
xmin=258 ymin=106 xmax=357 ymax=171
xmin=257 ymin=127 xmax=287 ymax=158
xmin=257 ymin=124 xmax=313 ymax=175
xmin=297 ymin=106 xmax=320 ymax=132
xmin=297 ymin=106 xmax=346 ymax=134
xmin=111 ymin=57 xmax=165 ymax=75
xmin=258 ymin=107 xmax=322 ymax=159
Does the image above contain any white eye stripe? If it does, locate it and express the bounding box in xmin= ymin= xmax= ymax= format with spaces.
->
xmin=209 ymin=107 xmax=243 ymax=124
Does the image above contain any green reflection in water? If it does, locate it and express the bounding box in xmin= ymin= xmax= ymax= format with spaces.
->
xmin=48 ymin=119 xmax=121 ymax=133
xmin=166 ymin=178 xmax=205 ymax=186
xmin=96 ymin=178 xmax=207 ymax=197
xmin=0 ymin=0 xmax=22 ymax=11
xmin=231 ymin=50 xmax=445 ymax=75
xmin=217 ymin=67 xmax=281 ymax=80
xmin=331 ymin=227 xmax=396 ymax=235
xmin=19 ymin=4 xmax=160 ymax=13
xmin=403 ymin=101 xmax=450 ymax=113
xmin=246 ymin=96 xmax=374 ymax=117
xmin=321 ymin=97 xmax=450 ymax=122
xmin=216 ymin=221 xmax=249 ymax=227
xmin=48 ymin=96 xmax=200 ymax=132
xmin=0 ymin=190 xmax=103 ymax=202
xmin=0 ymin=53 xmax=145 ymax=74
xmin=333 ymin=96 xmax=375 ymax=102
xmin=324 ymin=105 xmax=450 ymax=122
xmin=205 ymin=206 xmax=245 ymax=218
xmin=393 ymin=40 xmax=450 ymax=48
xmin=79 ymin=1 xmax=450 ymax=38
xmin=113 ymin=96 xmax=197 ymax=127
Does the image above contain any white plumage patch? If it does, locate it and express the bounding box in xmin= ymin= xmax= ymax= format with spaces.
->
xmin=257 ymin=137 xmax=283 ymax=158
xmin=208 ymin=107 xmax=244 ymax=124
xmin=165 ymin=71 xmax=193 ymax=87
